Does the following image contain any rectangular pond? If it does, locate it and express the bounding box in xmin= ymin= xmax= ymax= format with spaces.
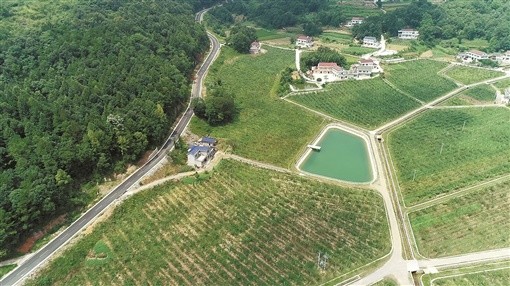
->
xmin=298 ymin=127 xmax=374 ymax=183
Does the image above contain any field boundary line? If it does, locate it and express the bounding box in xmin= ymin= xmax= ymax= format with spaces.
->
xmin=282 ymin=97 xmax=371 ymax=133
xmin=407 ymin=174 xmax=510 ymax=213
xmin=432 ymin=104 xmax=505 ymax=110
xmin=420 ymin=260 xmax=510 ymax=286
xmin=382 ymin=78 xmax=424 ymax=104
xmin=429 ymin=266 xmax=510 ymax=286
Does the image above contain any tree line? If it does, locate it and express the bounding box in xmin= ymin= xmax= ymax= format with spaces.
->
xmin=0 ymin=0 xmax=221 ymax=257
xmin=353 ymin=0 xmax=510 ymax=51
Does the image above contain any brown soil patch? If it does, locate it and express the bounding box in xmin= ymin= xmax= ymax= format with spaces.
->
xmin=17 ymin=214 xmax=67 ymax=254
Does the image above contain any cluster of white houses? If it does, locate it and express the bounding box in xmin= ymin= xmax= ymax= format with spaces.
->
xmin=187 ymin=137 xmax=217 ymax=168
xmin=458 ymin=49 xmax=510 ymax=64
xmin=307 ymin=58 xmax=382 ymax=83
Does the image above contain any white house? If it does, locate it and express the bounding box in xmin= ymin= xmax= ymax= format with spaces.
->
xmin=398 ymin=29 xmax=419 ymax=40
xmin=493 ymin=51 xmax=510 ymax=64
xmin=309 ymin=62 xmax=345 ymax=82
xmin=250 ymin=41 xmax=261 ymax=54
xmin=296 ymin=35 xmax=313 ymax=48
xmin=345 ymin=17 xmax=364 ymax=27
xmin=187 ymin=137 xmax=217 ymax=168
xmin=462 ymin=49 xmax=489 ymax=62
xmin=362 ymin=36 xmax=380 ymax=48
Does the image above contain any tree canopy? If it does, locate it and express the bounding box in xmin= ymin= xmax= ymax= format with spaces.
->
xmin=0 ymin=0 xmax=219 ymax=256
xmin=352 ymin=0 xmax=510 ymax=51
xmin=226 ymin=26 xmax=257 ymax=53
xmin=301 ymin=47 xmax=348 ymax=71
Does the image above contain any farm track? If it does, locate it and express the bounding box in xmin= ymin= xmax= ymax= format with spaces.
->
xmin=407 ymin=174 xmax=510 ymax=213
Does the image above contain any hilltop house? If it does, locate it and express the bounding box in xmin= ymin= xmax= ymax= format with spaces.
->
xmin=362 ymin=36 xmax=380 ymax=48
xmin=398 ymin=29 xmax=419 ymax=40
xmin=250 ymin=41 xmax=261 ymax=54
xmin=458 ymin=49 xmax=489 ymax=62
xmin=187 ymin=137 xmax=217 ymax=168
xmin=296 ymin=35 xmax=314 ymax=48
xmin=345 ymin=17 xmax=364 ymax=27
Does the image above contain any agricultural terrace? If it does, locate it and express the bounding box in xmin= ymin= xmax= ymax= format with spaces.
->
xmin=191 ymin=46 xmax=324 ymax=167
xmin=27 ymin=160 xmax=390 ymax=286
xmin=409 ymin=179 xmax=510 ymax=258
xmin=428 ymin=267 xmax=510 ymax=286
xmin=440 ymin=85 xmax=496 ymax=106
xmin=444 ymin=66 xmax=505 ymax=85
xmin=255 ymin=28 xmax=293 ymax=41
xmin=289 ymin=78 xmax=421 ymax=129
xmin=493 ymin=78 xmax=510 ymax=91
xmin=384 ymin=60 xmax=457 ymax=102
xmin=387 ymin=108 xmax=510 ymax=206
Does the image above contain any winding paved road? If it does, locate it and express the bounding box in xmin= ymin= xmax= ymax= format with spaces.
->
xmin=0 ymin=8 xmax=220 ymax=286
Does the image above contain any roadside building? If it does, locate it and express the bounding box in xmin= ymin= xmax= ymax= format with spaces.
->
xmin=362 ymin=36 xmax=380 ymax=48
xmin=250 ymin=41 xmax=261 ymax=54
xmin=296 ymin=35 xmax=314 ymax=48
xmin=187 ymin=137 xmax=217 ymax=168
xmin=398 ymin=29 xmax=419 ymax=40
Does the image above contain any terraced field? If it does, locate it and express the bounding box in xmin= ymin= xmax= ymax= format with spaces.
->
xmin=444 ymin=66 xmax=505 ymax=85
xmin=440 ymin=85 xmax=496 ymax=106
xmin=410 ymin=179 xmax=510 ymax=257
xmin=384 ymin=60 xmax=457 ymax=102
xmin=289 ymin=78 xmax=421 ymax=129
xmin=388 ymin=108 xmax=510 ymax=206
xmin=27 ymin=160 xmax=390 ymax=286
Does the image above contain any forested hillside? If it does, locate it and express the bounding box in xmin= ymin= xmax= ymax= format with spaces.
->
xmin=352 ymin=0 xmax=510 ymax=51
xmin=0 ymin=0 xmax=218 ymax=257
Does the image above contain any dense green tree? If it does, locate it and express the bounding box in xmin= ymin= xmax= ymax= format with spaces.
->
xmin=301 ymin=47 xmax=348 ymax=71
xmin=226 ymin=26 xmax=257 ymax=53
xmin=0 ymin=0 xmax=216 ymax=257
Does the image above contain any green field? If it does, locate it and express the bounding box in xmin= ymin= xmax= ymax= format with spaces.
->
xmin=441 ymin=85 xmax=496 ymax=106
xmin=255 ymin=28 xmax=293 ymax=41
xmin=0 ymin=264 xmax=16 ymax=279
xmin=493 ymin=79 xmax=510 ymax=91
xmin=191 ymin=46 xmax=324 ymax=167
xmin=341 ymin=46 xmax=377 ymax=56
xmin=27 ymin=160 xmax=390 ymax=286
xmin=320 ymin=32 xmax=353 ymax=45
xmin=384 ymin=60 xmax=458 ymax=102
xmin=445 ymin=66 xmax=505 ymax=85
xmin=388 ymin=108 xmax=510 ymax=206
xmin=289 ymin=78 xmax=421 ymax=129
xmin=410 ymin=179 xmax=510 ymax=257
xmin=430 ymin=267 xmax=510 ymax=286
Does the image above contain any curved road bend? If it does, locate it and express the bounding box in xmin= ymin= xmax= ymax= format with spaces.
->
xmin=0 ymin=9 xmax=220 ymax=286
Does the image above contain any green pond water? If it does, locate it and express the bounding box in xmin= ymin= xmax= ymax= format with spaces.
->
xmin=300 ymin=128 xmax=373 ymax=183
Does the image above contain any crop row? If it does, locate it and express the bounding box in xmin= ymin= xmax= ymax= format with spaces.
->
xmin=27 ymin=160 xmax=389 ymax=286
xmin=289 ymin=78 xmax=421 ymax=129
xmin=388 ymin=108 xmax=510 ymax=206
xmin=384 ymin=60 xmax=458 ymax=102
